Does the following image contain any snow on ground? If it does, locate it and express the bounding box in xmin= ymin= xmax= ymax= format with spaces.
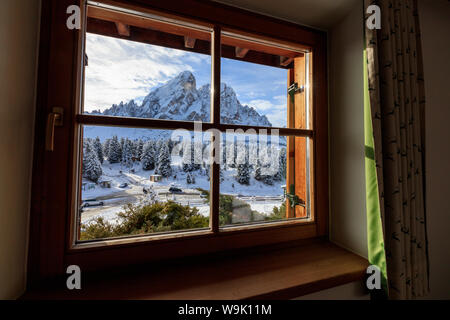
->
xmin=80 ymin=157 xmax=285 ymax=225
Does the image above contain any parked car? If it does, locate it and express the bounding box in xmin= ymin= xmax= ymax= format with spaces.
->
xmin=81 ymin=199 xmax=104 ymax=208
xmin=169 ymin=187 xmax=183 ymax=194
xmin=119 ymin=182 xmax=128 ymax=188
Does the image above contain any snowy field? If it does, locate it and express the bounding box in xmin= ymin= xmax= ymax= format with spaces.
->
xmin=80 ymin=155 xmax=285 ymax=225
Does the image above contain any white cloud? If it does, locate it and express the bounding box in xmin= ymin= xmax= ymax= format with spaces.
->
xmin=273 ymin=95 xmax=286 ymax=102
xmin=246 ymin=99 xmax=280 ymax=111
xmin=84 ymin=34 xmax=196 ymax=112
xmin=244 ymin=99 xmax=287 ymax=127
xmin=266 ymin=111 xmax=287 ymax=128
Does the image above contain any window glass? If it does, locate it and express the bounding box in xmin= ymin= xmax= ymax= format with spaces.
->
xmin=218 ymin=132 xmax=310 ymax=227
xmin=78 ymin=125 xmax=212 ymax=241
xmin=83 ymin=10 xmax=212 ymax=122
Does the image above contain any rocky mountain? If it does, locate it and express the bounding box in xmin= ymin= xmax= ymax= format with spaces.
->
xmin=90 ymin=71 xmax=272 ymax=127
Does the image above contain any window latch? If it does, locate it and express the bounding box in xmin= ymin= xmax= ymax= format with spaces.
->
xmin=285 ymin=184 xmax=305 ymax=208
xmin=45 ymin=107 xmax=64 ymax=151
xmin=288 ymin=82 xmax=304 ymax=103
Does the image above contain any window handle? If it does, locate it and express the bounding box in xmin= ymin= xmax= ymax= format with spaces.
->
xmin=45 ymin=107 xmax=64 ymax=151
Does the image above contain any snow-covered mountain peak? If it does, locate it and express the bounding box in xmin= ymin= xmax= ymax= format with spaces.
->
xmin=164 ymin=70 xmax=197 ymax=92
xmin=89 ymin=71 xmax=272 ymax=127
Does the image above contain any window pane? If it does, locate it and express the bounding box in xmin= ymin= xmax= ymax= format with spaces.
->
xmin=78 ymin=125 xmax=212 ymax=241
xmin=219 ymin=33 xmax=306 ymax=128
xmin=218 ymin=132 xmax=310 ymax=227
xmin=83 ymin=6 xmax=212 ymax=122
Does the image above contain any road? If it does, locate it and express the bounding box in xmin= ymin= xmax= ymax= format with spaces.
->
xmin=80 ymin=174 xmax=283 ymax=224
xmin=80 ymin=183 xmax=206 ymax=222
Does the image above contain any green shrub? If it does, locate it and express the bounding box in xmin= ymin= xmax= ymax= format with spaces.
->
xmin=80 ymin=196 xmax=287 ymax=241
xmin=265 ymin=202 xmax=286 ymax=221
xmin=195 ymin=189 xmax=234 ymax=225
xmin=81 ymin=217 xmax=116 ymax=239
xmin=80 ymin=201 xmax=208 ymax=241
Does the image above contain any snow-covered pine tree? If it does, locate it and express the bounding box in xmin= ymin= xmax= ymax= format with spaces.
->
xmin=141 ymin=141 xmax=155 ymax=170
xmin=121 ymin=138 xmax=134 ymax=168
xmin=248 ymin=142 xmax=259 ymax=167
xmin=226 ymin=139 xmax=237 ymax=168
xmin=107 ymin=135 xmax=121 ymax=164
xmin=235 ymin=143 xmax=250 ymax=185
xmin=155 ymin=141 xmax=172 ymax=177
xmin=276 ymin=147 xmax=287 ymax=181
xmin=182 ymin=141 xmax=201 ymax=172
xmin=119 ymin=137 xmax=125 ymax=161
xmin=120 ymin=137 xmax=125 ymax=150
xmin=82 ymin=140 xmax=102 ymax=182
xmin=186 ymin=173 xmax=193 ymax=184
xmin=167 ymin=139 xmax=175 ymax=155
xmin=193 ymin=141 xmax=202 ymax=171
xmin=182 ymin=141 xmax=192 ymax=172
xmin=236 ymin=162 xmax=250 ymax=185
xmin=262 ymin=172 xmax=274 ymax=185
xmin=254 ymin=144 xmax=274 ymax=185
xmin=93 ymin=137 xmax=104 ymax=164
xmin=135 ymin=139 xmax=144 ymax=160
xmin=254 ymin=161 xmax=262 ymax=181
xmin=103 ymin=138 xmax=111 ymax=160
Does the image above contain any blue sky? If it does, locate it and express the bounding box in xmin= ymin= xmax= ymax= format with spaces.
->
xmin=84 ymin=34 xmax=287 ymax=127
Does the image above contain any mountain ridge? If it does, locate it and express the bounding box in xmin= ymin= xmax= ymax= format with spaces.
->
xmin=89 ymin=71 xmax=272 ymax=127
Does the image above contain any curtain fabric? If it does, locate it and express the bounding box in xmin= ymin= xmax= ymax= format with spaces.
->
xmin=364 ymin=49 xmax=388 ymax=294
xmin=364 ymin=0 xmax=429 ymax=299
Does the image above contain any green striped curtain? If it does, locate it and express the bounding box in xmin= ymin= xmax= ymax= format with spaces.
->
xmin=364 ymin=0 xmax=429 ymax=299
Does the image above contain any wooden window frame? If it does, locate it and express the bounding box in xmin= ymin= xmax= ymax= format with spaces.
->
xmin=28 ymin=0 xmax=328 ymax=286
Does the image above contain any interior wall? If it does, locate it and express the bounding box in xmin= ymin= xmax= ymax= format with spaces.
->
xmin=328 ymin=2 xmax=368 ymax=259
xmin=299 ymin=1 xmax=371 ymax=301
xmin=2 ymin=0 xmax=446 ymax=301
xmin=417 ymin=0 xmax=450 ymax=300
xmin=0 ymin=0 xmax=40 ymax=299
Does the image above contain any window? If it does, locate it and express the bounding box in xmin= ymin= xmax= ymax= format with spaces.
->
xmin=29 ymin=0 xmax=328 ymax=282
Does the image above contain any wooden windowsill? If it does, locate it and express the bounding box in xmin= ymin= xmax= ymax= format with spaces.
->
xmin=22 ymin=239 xmax=368 ymax=300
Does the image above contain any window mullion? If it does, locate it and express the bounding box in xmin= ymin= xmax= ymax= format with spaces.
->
xmin=210 ymin=25 xmax=221 ymax=233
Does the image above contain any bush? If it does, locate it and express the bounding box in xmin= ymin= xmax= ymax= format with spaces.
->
xmin=219 ymin=194 xmax=234 ymax=225
xmin=80 ymin=201 xmax=208 ymax=240
xmin=80 ymin=195 xmax=288 ymax=241
xmin=81 ymin=217 xmax=116 ymax=239
xmin=265 ymin=202 xmax=286 ymax=221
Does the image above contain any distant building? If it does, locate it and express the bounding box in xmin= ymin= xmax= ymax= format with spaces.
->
xmin=82 ymin=182 xmax=95 ymax=191
xmin=99 ymin=179 xmax=112 ymax=188
xmin=150 ymin=174 xmax=162 ymax=182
